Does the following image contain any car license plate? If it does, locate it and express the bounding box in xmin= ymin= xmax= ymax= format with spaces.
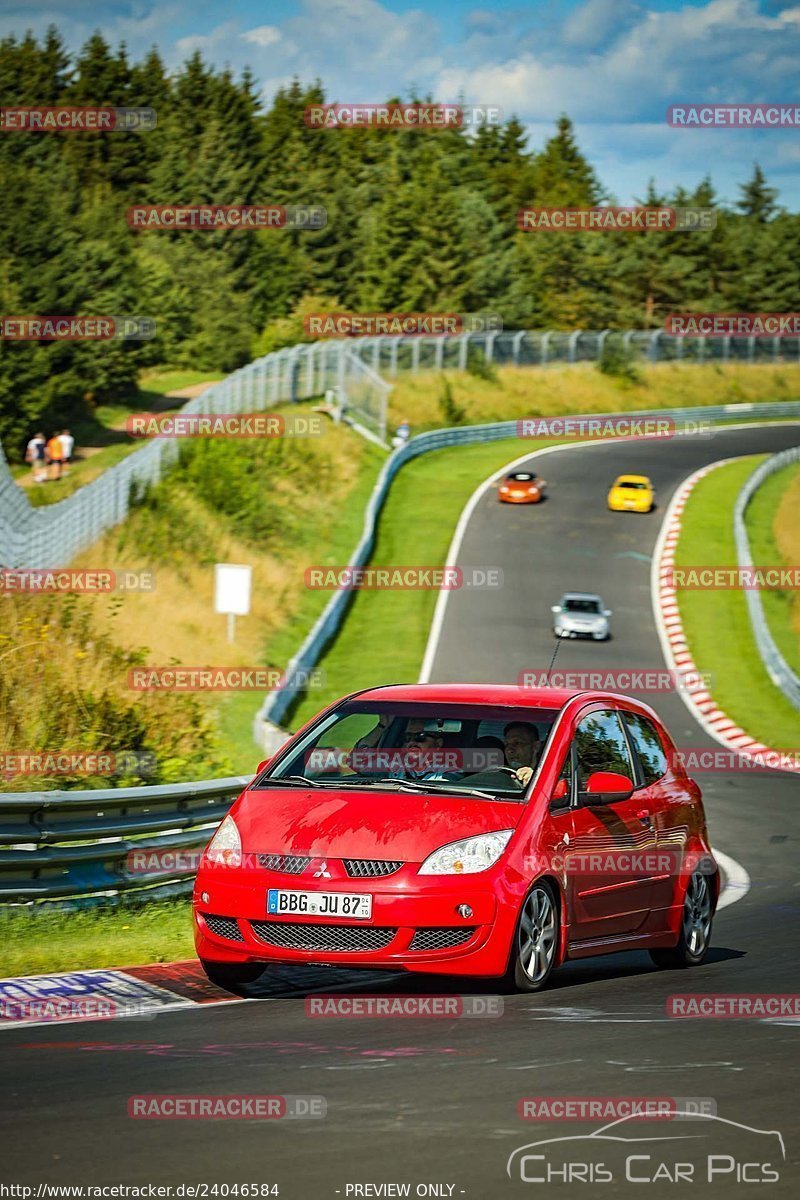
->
xmin=267 ymin=889 xmax=372 ymax=919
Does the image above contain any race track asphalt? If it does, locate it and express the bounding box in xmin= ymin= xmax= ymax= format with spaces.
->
xmin=1 ymin=422 xmax=799 ymax=1198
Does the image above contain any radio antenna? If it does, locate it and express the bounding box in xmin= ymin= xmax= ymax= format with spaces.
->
xmin=545 ymin=634 xmax=564 ymax=686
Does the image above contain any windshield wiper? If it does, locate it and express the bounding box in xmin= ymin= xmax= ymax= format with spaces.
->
xmin=375 ymin=778 xmax=499 ymax=801
xmin=256 ymin=775 xmax=341 ymax=788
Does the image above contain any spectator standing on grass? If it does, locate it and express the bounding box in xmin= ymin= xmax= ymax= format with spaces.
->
xmin=45 ymin=432 xmax=63 ymax=481
xmin=25 ymin=432 xmax=47 ymax=483
xmin=59 ymin=429 xmax=74 ymax=474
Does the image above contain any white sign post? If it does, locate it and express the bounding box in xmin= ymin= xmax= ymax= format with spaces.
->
xmin=214 ymin=563 xmax=252 ymax=644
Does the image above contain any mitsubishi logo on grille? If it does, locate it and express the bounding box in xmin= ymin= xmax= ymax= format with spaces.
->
xmin=314 ymin=861 xmax=332 ymax=878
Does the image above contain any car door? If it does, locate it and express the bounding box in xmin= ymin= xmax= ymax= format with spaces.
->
xmin=619 ymin=709 xmax=678 ymax=924
xmin=565 ymin=706 xmax=658 ymax=943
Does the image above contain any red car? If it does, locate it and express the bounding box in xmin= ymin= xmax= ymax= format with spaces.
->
xmin=194 ymin=684 xmax=717 ymax=994
xmin=498 ymin=470 xmax=546 ymax=503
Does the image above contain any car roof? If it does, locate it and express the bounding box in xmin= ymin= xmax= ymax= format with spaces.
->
xmin=561 ymin=591 xmax=602 ymax=601
xmin=614 ymin=474 xmax=651 ymax=484
xmin=354 ymin=682 xmax=583 ymax=708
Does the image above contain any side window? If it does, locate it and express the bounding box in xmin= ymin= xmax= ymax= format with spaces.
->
xmin=574 ymin=710 xmax=634 ymax=791
xmin=624 ymin=712 xmax=669 ymax=785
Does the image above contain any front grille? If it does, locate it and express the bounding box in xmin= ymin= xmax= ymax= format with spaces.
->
xmin=409 ymin=927 xmax=476 ymax=951
xmin=204 ymin=913 xmax=245 ymax=942
xmin=250 ymin=921 xmax=397 ymax=953
xmin=258 ymin=853 xmax=311 ymax=875
xmin=343 ymin=858 xmax=404 ymax=878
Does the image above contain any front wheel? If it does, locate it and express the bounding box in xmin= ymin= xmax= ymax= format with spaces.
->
xmin=199 ymin=959 xmax=266 ymax=994
xmin=649 ymin=871 xmax=713 ymax=968
xmin=504 ymin=881 xmax=559 ymax=993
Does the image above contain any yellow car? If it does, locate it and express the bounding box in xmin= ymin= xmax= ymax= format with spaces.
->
xmin=607 ymin=473 xmax=655 ymax=513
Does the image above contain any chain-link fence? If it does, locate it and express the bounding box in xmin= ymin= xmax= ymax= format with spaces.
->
xmin=3 ymin=328 xmax=798 ymax=570
xmin=0 ymin=342 xmax=390 ymax=570
xmin=345 ymin=329 xmax=800 ymax=373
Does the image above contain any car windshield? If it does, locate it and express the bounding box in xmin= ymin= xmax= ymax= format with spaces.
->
xmin=619 ymin=480 xmax=648 ymax=489
xmin=563 ymin=598 xmax=601 ymax=613
xmin=509 ymin=472 xmax=536 ymax=481
xmin=260 ymin=701 xmax=561 ymax=800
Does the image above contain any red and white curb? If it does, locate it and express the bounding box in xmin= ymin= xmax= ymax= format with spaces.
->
xmin=652 ymin=459 xmax=800 ymax=773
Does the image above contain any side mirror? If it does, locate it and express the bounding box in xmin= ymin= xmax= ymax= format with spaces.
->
xmin=551 ymin=605 xmax=561 ymax=614
xmin=255 ymin=758 xmax=271 ymax=775
xmin=580 ymin=770 xmax=634 ymax=805
xmin=603 ymin=609 xmax=612 ymax=617
xmin=550 ymin=778 xmax=570 ymax=808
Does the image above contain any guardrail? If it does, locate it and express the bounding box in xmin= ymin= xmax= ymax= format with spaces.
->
xmin=255 ymin=400 xmax=800 ymax=736
xmin=0 ymin=342 xmax=390 ymax=570
xmin=3 ymin=395 xmax=800 ymax=905
xmin=734 ymin=446 xmax=800 ymax=711
xmin=0 ymin=776 xmax=250 ymax=905
xmin=6 ymin=328 xmax=799 ymax=570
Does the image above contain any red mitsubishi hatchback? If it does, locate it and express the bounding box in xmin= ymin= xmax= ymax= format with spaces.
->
xmin=194 ymin=684 xmax=717 ymax=993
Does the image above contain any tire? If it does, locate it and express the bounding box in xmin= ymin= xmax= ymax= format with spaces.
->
xmin=199 ymin=959 xmax=266 ymax=994
xmin=503 ymin=880 xmax=559 ymax=993
xmin=649 ymin=871 xmax=714 ymax=969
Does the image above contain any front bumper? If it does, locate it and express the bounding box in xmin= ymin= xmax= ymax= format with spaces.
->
xmin=608 ymin=495 xmax=651 ymax=512
xmin=193 ymin=867 xmax=519 ymax=977
xmin=555 ymin=624 xmax=608 ymax=640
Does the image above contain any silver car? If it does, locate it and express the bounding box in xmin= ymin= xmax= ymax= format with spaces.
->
xmin=551 ymin=592 xmax=612 ymax=640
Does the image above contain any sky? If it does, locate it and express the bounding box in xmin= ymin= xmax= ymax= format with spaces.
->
xmin=1 ymin=0 xmax=798 ymax=207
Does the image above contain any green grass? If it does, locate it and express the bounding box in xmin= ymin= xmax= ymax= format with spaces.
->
xmin=288 ymin=437 xmax=542 ymax=728
xmin=215 ymin=440 xmax=386 ymax=769
xmin=0 ymin=899 xmax=194 ymax=977
xmin=16 ymin=368 xmax=225 ymax=506
xmin=745 ymin=461 xmax=800 ymax=678
xmin=674 ymin=457 xmax=800 ymax=748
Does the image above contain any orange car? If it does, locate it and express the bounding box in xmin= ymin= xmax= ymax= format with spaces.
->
xmin=498 ymin=470 xmax=546 ymax=504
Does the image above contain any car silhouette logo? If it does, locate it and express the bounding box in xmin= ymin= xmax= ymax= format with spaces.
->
xmin=507 ymin=1111 xmax=786 ymax=1182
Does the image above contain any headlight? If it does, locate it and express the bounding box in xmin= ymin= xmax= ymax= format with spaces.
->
xmin=418 ymin=830 xmax=514 ymax=875
xmin=206 ymin=814 xmax=242 ymax=868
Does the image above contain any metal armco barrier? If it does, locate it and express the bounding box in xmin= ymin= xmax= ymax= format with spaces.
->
xmin=734 ymin=445 xmax=800 ymax=710
xmin=256 ymin=401 xmax=800 ymax=733
xmin=0 ymin=776 xmax=250 ymax=904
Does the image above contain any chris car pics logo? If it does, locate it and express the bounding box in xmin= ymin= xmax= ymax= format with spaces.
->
xmin=507 ymin=1112 xmax=784 ymax=1184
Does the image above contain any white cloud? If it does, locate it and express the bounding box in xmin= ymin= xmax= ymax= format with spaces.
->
xmin=1 ymin=0 xmax=798 ymax=203
xmin=242 ymin=25 xmax=281 ymax=49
